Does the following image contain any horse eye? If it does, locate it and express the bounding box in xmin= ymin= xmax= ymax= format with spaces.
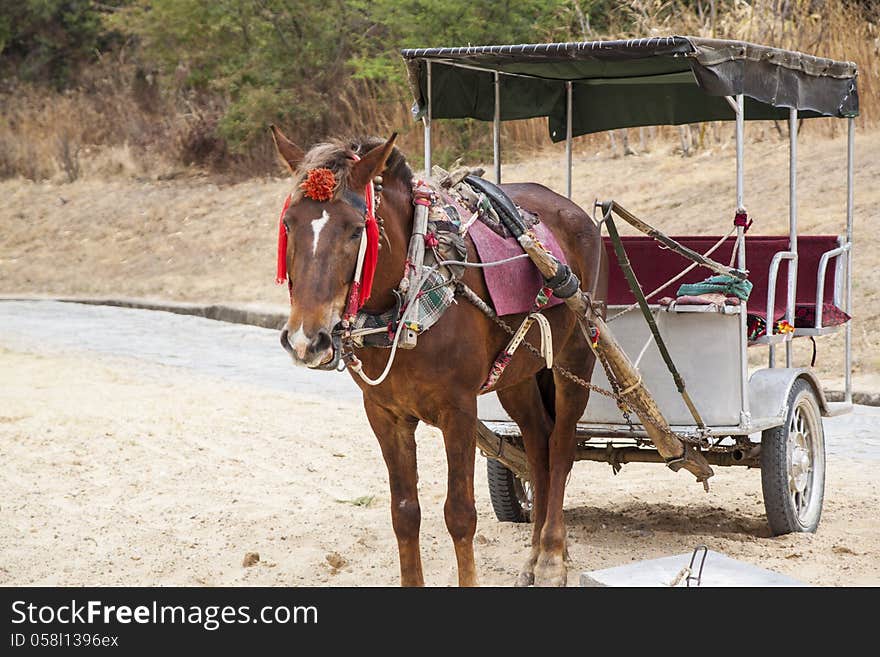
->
xmin=351 ymin=226 xmax=363 ymax=240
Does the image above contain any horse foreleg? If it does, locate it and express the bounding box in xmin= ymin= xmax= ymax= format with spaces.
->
xmin=535 ymin=369 xmax=591 ymax=587
xmin=497 ymin=377 xmax=553 ymax=587
xmin=437 ymin=404 xmax=479 ymax=587
xmin=364 ymin=401 xmax=423 ymax=587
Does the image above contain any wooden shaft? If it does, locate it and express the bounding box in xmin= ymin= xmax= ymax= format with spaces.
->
xmin=606 ymin=201 xmax=747 ymax=280
xmin=398 ymin=204 xmax=430 ymax=348
xmin=587 ymin=314 xmax=713 ymax=482
xmin=476 ymin=421 xmax=530 ymax=479
xmin=511 ymin=233 xmax=714 ymax=483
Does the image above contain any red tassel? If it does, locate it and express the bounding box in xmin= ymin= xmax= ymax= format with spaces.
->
xmin=275 ymin=194 xmax=292 ymax=285
xmin=358 ymin=184 xmax=380 ymax=306
xmin=345 ymin=281 xmax=361 ymax=319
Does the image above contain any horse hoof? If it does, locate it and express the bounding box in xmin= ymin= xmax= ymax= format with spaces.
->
xmin=534 ymin=557 xmax=567 ymax=587
xmin=515 ymin=571 xmax=535 ymax=587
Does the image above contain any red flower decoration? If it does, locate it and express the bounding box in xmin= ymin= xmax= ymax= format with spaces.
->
xmin=300 ymin=168 xmax=336 ymax=201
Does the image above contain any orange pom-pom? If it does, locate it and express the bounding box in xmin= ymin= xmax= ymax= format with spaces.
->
xmin=300 ymin=168 xmax=336 ymax=201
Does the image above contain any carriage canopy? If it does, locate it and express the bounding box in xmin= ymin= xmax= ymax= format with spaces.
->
xmin=400 ymin=36 xmax=859 ymax=141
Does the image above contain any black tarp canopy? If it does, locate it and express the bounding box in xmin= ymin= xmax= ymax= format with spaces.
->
xmin=400 ymin=36 xmax=859 ymax=142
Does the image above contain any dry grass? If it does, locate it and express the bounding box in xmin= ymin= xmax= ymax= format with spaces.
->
xmin=1 ymin=1 xmax=876 ymax=180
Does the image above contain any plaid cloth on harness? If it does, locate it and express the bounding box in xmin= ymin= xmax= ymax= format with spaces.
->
xmin=413 ymin=268 xmax=456 ymax=329
xmin=350 ymin=173 xmax=541 ymax=348
xmin=350 ymin=183 xmax=465 ymax=347
xmin=415 ymin=188 xmax=468 ymax=329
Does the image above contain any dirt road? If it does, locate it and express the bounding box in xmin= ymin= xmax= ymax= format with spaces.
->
xmin=1 ymin=301 xmax=878 ymax=586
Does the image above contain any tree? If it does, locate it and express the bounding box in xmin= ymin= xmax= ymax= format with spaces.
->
xmin=0 ymin=0 xmax=126 ymax=87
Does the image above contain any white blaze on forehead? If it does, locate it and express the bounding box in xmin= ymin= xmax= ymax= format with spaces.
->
xmin=311 ymin=211 xmax=330 ymax=256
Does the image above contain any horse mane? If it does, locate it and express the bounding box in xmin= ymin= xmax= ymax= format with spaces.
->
xmin=291 ymin=137 xmax=413 ymax=203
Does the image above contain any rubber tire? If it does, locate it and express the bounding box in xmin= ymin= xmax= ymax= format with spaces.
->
xmin=760 ymin=378 xmax=826 ymax=535
xmin=486 ymin=458 xmax=530 ymax=523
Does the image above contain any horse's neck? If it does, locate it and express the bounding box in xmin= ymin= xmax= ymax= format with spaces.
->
xmin=360 ymin=177 xmax=414 ymax=313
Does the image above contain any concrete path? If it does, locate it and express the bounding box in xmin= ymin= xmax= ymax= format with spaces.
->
xmin=0 ymin=300 xmax=360 ymax=401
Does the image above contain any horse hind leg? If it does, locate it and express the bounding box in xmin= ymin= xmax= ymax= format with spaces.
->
xmin=497 ymin=376 xmax=553 ymax=587
xmin=534 ymin=354 xmax=593 ymax=587
xmin=364 ymin=401 xmax=424 ymax=586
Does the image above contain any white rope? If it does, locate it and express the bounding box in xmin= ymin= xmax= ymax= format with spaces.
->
xmin=633 ymin=309 xmax=664 ymax=369
xmin=607 ymin=225 xmax=737 ymax=323
xmin=436 ymin=254 xmax=531 ymax=268
xmin=347 ymin=265 xmax=438 ymax=386
xmin=348 ymin=253 xmax=529 ymax=386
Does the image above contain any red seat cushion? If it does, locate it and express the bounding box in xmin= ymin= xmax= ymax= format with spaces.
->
xmin=603 ymin=235 xmax=844 ymax=322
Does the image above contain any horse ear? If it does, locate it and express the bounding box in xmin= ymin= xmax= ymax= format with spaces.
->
xmin=270 ymin=124 xmax=304 ymax=173
xmin=350 ymin=133 xmax=398 ymax=190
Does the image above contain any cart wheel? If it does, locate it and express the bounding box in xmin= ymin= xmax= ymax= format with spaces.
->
xmin=486 ymin=458 xmax=532 ymax=523
xmin=761 ymin=378 xmax=826 ymax=535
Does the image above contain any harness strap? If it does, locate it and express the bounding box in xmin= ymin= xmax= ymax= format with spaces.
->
xmin=479 ymin=312 xmax=553 ymax=393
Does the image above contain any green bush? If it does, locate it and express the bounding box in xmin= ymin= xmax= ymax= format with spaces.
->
xmin=107 ymin=0 xmax=572 ymax=152
xmin=0 ymin=0 xmax=125 ymax=88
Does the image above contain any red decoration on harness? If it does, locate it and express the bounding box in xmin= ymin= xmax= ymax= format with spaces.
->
xmin=300 ymin=168 xmax=336 ymax=201
xmin=274 ymin=154 xmax=379 ymax=314
xmin=343 ymin=152 xmax=380 ymax=316
xmin=275 ymin=193 xmax=292 ymax=285
xmin=359 ymin=182 xmax=380 ymax=307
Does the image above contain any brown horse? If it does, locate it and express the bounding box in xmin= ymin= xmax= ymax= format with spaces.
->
xmin=271 ymin=126 xmax=607 ymax=586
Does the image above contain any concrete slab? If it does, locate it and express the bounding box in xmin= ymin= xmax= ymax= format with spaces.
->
xmin=581 ymin=549 xmax=808 ymax=587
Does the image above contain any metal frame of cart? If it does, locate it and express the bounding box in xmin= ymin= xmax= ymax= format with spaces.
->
xmin=400 ymin=36 xmax=858 ymax=534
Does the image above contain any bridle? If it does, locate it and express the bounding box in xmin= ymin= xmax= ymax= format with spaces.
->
xmin=277 ymin=160 xmax=382 ymax=371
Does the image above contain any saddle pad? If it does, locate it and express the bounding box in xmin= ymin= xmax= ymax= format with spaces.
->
xmin=467 ymin=219 xmax=568 ymax=317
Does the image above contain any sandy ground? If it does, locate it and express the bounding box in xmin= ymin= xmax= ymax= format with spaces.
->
xmin=2 ymin=344 xmax=878 ymax=587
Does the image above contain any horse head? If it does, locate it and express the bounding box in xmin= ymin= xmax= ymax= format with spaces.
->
xmin=270 ymin=126 xmax=400 ymax=369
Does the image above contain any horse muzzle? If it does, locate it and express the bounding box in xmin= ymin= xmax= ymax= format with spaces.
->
xmin=280 ymin=327 xmax=343 ymax=371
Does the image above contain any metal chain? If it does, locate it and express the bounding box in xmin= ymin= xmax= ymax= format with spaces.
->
xmin=481 ymin=306 xmax=617 ymax=402
xmin=590 ymin=338 xmax=636 ymax=431
xmin=475 ymin=300 xmax=705 ymax=446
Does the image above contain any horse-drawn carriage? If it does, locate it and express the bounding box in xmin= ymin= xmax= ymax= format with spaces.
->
xmin=275 ymin=36 xmax=857 ymax=585
xmin=400 ymin=37 xmax=857 ymax=536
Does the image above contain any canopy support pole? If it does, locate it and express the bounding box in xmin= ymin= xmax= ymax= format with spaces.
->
xmin=423 ymin=61 xmax=432 ymax=175
xmin=565 ymin=81 xmax=573 ymax=199
xmin=786 ymin=108 xmax=799 ymax=368
xmin=734 ymin=94 xmax=750 ymax=424
xmin=735 ymin=94 xmax=745 ymax=270
xmin=845 ymin=117 xmax=854 ymax=404
xmin=493 ymin=71 xmax=501 ymax=184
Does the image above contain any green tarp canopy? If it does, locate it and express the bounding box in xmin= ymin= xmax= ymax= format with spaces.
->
xmin=400 ymin=36 xmax=859 ymax=142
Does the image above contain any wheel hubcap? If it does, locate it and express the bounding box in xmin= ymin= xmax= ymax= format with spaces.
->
xmin=513 ymin=477 xmax=533 ymax=520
